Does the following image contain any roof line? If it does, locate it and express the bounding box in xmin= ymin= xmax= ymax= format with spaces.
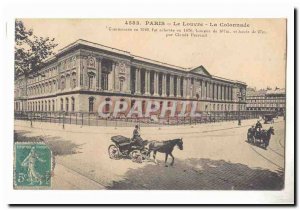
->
xmin=43 ymin=39 xmax=246 ymax=85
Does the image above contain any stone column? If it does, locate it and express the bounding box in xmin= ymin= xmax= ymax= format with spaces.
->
xmin=211 ymin=82 xmax=214 ymax=99
xmin=177 ymin=76 xmax=181 ymax=97
xmin=135 ymin=68 xmax=141 ymax=94
xmin=208 ymin=82 xmax=211 ymax=99
xmin=186 ymin=77 xmax=191 ymax=98
xmin=212 ymin=83 xmax=214 ymax=100
xmin=153 ymin=71 xmax=158 ymax=96
xmin=201 ymin=80 xmax=205 ymax=99
xmin=108 ymin=64 xmax=113 ymax=91
xmin=145 ymin=70 xmax=150 ymax=95
xmin=82 ymin=57 xmax=88 ymax=88
xmin=221 ymin=85 xmax=223 ymax=100
xmin=162 ymin=73 xmax=166 ymax=97
xmin=227 ymin=86 xmax=230 ymax=101
xmin=217 ymin=84 xmax=220 ymax=100
xmin=170 ymin=75 xmax=174 ymax=97
xmin=182 ymin=77 xmax=187 ymax=98
xmin=223 ymin=85 xmax=226 ymax=101
xmin=215 ymin=83 xmax=217 ymax=100
xmin=192 ymin=79 xmax=196 ymax=98
xmin=112 ymin=62 xmax=116 ymax=91
xmin=76 ymin=55 xmax=81 ymax=88
xmin=97 ymin=58 xmax=102 ymax=90
xmin=220 ymin=85 xmax=223 ymax=100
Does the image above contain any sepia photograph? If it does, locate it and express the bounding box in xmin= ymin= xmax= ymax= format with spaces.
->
xmin=13 ymin=18 xmax=288 ymax=192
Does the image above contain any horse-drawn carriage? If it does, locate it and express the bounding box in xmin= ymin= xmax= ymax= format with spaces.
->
xmin=263 ymin=114 xmax=275 ymax=124
xmin=108 ymin=135 xmax=184 ymax=166
xmin=247 ymin=126 xmax=275 ymax=149
xmin=108 ymin=135 xmax=149 ymax=163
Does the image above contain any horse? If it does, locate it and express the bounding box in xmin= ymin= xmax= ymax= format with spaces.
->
xmin=254 ymin=127 xmax=275 ymax=149
xmin=147 ymin=138 xmax=183 ymax=167
xmin=247 ymin=126 xmax=256 ymax=143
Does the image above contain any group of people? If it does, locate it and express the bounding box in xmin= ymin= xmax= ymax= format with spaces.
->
xmin=249 ymin=120 xmax=263 ymax=138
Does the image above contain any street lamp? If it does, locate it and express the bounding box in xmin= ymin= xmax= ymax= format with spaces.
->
xmin=237 ymin=90 xmax=244 ymax=126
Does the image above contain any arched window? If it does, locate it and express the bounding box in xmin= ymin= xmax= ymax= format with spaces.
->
xmin=88 ymin=73 xmax=95 ymax=89
xmin=48 ymin=100 xmax=51 ymax=112
xmin=119 ymin=98 xmax=125 ymax=110
xmin=101 ymin=66 xmax=109 ymax=90
xmin=89 ymin=97 xmax=95 ymax=113
xmin=66 ymin=98 xmax=69 ymax=112
xmin=142 ymin=100 xmax=146 ymax=113
xmin=104 ymin=98 xmax=110 ymax=113
xmin=45 ymin=101 xmax=47 ymax=111
xmin=160 ymin=101 xmax=163 ymax=113
xmin=60 ymin=98 xmax=64 ymax=111
xmin=131 ymin=100 xmax=135 ymax=109
xmin=119 ymin=77 xmax=125 ymax=92
xmin=71 ymin=97 xmax=75 ymax=112
xmin=41 ymin=101 xmax=44 ymax=111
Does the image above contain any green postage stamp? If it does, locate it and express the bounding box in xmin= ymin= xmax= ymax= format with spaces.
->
xmin=14 ymin=142 xmax=52 ymax=189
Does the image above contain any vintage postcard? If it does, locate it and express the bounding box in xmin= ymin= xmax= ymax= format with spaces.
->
xmin=12 ymin=17 xmax=292 ymax=202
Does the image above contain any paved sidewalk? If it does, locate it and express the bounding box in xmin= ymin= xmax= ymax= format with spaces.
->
xmin=52 ymin=163 xmax=105 ymax=190
xmin=14 ymin=117 xmax=284 ymax=190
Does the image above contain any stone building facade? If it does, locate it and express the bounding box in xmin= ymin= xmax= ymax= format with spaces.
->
xmin=14 ymin=39 xmax=247 ymax=116
xmin=246 ymin=87 xmax=285 ymax=114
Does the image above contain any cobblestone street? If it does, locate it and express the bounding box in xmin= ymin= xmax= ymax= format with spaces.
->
xmin=14 ymin=117 xmax=285 ymax=190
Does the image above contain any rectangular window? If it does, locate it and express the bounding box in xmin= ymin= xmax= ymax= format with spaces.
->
xmin=72 ymin=98 xmax=75 ymax=112
xmin=120 ymin=80 xmax=123 ymax=92
xmin=102 ymin=74 xmax=108 ymax=90
xmin=89 ymin=76 xmax=93 ymax=89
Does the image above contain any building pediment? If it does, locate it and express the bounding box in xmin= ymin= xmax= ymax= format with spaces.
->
xmin=189 ymin=65 xmax=211 ymax=77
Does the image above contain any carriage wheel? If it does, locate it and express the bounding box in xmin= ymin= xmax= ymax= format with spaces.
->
xmin=108 ymin=144 xmax=120 ymax=159
xmin=130 ymin=150 xmax=143 ymax=163
xmin=141 ymin=148 xmax=150 ymax=160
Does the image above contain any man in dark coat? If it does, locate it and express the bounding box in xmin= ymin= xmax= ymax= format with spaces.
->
xmin=255 ymin=120 xmax=262 ymax=131
xmin=131 ymin=125 xmax=144 ymax=149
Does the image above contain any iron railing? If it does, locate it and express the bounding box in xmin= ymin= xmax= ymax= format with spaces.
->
xmin=14 ymin=110 xmax=277 ymax=127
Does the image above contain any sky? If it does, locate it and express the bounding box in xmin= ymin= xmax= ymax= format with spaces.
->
xmin=21 ymin=19 xmax=286 ymax=89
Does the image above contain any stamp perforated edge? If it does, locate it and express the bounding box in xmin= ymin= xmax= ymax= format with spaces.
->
xmin=13 ymin=141 xmax=54 ymax=190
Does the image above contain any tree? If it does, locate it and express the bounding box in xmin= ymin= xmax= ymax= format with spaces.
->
xmin=15 ymin=20 xmax=58 ymax=78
